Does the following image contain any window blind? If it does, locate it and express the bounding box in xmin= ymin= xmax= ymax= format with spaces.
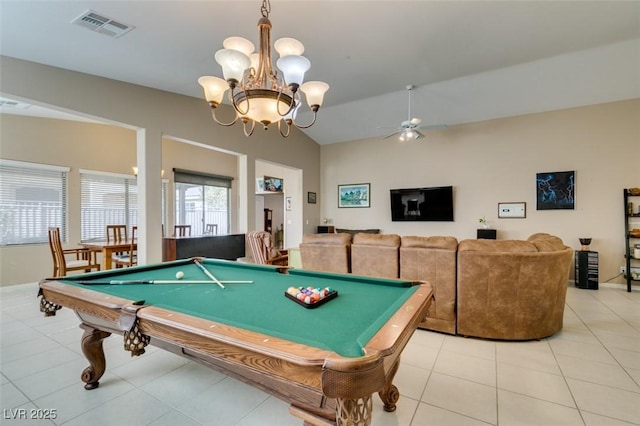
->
xmin=173 ymin=169 xmax=233 ymax=188
xmin=80 ymin=171 xmax=137 ymax=241
xmin=0 ymin=159 xmax=69 ymax=246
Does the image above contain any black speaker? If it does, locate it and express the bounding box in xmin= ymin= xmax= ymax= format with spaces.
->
xmin=477 ymin=229 xmax=497 ymax=239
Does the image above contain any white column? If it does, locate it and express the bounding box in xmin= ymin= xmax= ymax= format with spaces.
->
xmin=136 ymin=128 xmax=163 ymax=265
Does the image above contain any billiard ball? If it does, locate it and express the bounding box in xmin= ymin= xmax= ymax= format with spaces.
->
xmin=175 ymin=271 xmax=184 ymax=280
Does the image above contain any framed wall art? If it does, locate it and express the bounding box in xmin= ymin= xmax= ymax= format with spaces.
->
xmin=338 ymin=183 xmax=370 ymax=208
xmin=536 ymin=171 xmax=575 ymax=210
xmin=307 ymin=192 xmax=316 ymax=204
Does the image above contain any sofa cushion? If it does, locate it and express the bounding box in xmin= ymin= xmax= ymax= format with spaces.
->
xmin=527 ymin=233 xmax=567 ymax=252
xmin=401 ymin=235 xmax=458 ymax=251
xmin=351 ymin=233 xmax=400 ymax=278
xmin=353 ymin=233 xmax=400 ymax=247
xmin=300 ymin=233 xmax=351 ymax=273
xmin=302 ymin=233 xmax=352 ymax=245
xmin=458 ymin=239 xmax=538 ymax=253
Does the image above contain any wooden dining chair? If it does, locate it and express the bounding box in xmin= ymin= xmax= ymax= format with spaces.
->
xmin=174 ymin=225 xmax=191 ymax=237
xmin=205 ymin=224 xmax=218 ymax=235
xmin=48 ymin=227 xmax=100 ymax=277
xmin=106 ymin=225 xmax=128 ymax=243
xmin=114 ymin=226 xmax=137 ymax=268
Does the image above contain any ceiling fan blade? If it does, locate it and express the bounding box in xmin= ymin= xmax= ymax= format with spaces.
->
xmin=418 ymin=124 xmax=448 ymax=130
xmin=383 ymin=130 xmax=402 ymax=139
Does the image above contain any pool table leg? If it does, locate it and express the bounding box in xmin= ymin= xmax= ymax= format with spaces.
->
xmin=80 ymin=325 xmax=111 ymax=390
xmin=335 ymin=397 xmax=373 ymax=425
xmin=378 ymin=358 xmax=401 ymax=412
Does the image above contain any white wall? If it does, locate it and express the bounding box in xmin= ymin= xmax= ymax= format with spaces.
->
xmin=321 ymin=99 xmax=640 ymax=286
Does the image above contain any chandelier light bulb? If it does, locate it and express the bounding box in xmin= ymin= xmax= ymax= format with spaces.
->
xmin=214 ymin=49 xmax=251 ymax=82
xmin=274 ymin=37 xmax=305 ymax=57
xmin=277 ymin=55 xmax=310 ymax=87
xmin=198 ymin=76 xmax=228 ymax=105
xmin=300 ymin=81 xmax=329 ymax=108
xmin=222 ymin=37 xmax=255 ymax=56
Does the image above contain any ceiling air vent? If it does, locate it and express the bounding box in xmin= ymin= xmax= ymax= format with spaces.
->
xmin=0 ymin=98 xmax=31 ymax=109
xmin=71 ymin=10 xmax=134 ymax=38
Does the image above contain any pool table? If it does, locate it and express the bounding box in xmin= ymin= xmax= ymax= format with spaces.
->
xmin=38 ymin=258 xmax=433 ymax=425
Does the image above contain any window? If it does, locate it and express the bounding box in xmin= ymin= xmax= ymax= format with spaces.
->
xmin=80 ymin=170 xmax=137 ymax=241
xmin=174 ymin=169 xmax=232 ymax=235
xmin=0 ymin=159 xmax=69 ymax=246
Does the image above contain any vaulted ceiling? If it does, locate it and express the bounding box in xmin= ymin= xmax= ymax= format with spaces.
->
xmin=1 ymin=1 xmax=639 ymax=144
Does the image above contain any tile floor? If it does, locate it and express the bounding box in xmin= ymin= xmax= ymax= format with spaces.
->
xmin=1 ymin=282 xmax=639 ymax=425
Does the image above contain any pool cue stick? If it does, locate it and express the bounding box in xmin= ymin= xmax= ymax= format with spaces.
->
xmin=75 ymin=279 xmax=253 ymax=285
xmin=194 ymin=259 xmax=225 ymax=289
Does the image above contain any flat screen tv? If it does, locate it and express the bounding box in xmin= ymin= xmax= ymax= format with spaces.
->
xmin=390 ymin=186 xmax=454 ymax=221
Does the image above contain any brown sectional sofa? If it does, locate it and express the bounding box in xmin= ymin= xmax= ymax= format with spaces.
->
xmin=351 ymin=233 xmax=401 ymax=278
xmin=456 ymin=233 xmax=573 ymax=340
xmin=299 ymin=231 xmax=573 ymax=340
xmin=299 ymin=233 xmax=352 ymax=273
xmin=400 ymin=236 xmax=458 ymax=334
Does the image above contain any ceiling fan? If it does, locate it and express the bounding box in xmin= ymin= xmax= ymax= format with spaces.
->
xmin=383 ymin=85 xmax=446 ymax=141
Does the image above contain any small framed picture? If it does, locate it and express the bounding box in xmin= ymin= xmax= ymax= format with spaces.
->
xmin=263 ymin=176 xmax=283 ymax=192
xmin=286 ymin=196 xmax=292 ymax=211
xmin=308 ymin=192 xmax=317 ymax=204
xmin=338 ymin=183 xmax=370 ymax=208
xmin=498 ymin=202 xmax=526 ymax=218
xmin=256 ymin=178 xmax=264 ymax=193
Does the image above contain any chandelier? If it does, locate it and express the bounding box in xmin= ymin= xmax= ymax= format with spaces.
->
xmin=198 ymin=0 xmax=329 ymax=137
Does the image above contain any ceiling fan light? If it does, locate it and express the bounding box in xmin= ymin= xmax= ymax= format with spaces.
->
xmin=215 ymin=48 xmax=251 ymax=82
xmin=198 ymin=76 xmax=228 ymax=104
xmin=222 ymin=37 xmax=255 ymax=56
xmin=274 ymin=37 xmax=304 ymax=57
xmin=300 ymin=81 xmax=329 ymax=107
xmin=277 ymin=55 xmax=310 ymax=86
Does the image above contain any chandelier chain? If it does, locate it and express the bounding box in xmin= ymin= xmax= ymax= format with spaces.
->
xmin=261 ymin=0 xmax=270 ymax=18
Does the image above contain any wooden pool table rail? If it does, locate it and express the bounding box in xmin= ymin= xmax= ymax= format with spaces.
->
xmin=38 ymin=275 xmax=433 ymax=426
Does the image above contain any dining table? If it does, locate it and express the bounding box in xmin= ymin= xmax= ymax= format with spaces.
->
xmin=79 ymin=240 xmax=137 ymax=270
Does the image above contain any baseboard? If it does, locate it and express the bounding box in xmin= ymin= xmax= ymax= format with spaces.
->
xmin=568 ymin=279 xmax=630 ymax=290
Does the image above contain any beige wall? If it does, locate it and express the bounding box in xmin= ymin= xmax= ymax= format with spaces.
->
xmin=0 ymin=56 xmax=322 ymax=286
xmin=321 ymin=99 xmax=640 ymax=286
xmin=0 ymin=116 xmax=243 ymax=285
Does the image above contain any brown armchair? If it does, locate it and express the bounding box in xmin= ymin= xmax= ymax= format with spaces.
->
xmin=48 ymin=227 xmax=100 ymax=277
xmin=299 ymin=233 xmax=352 ymax=273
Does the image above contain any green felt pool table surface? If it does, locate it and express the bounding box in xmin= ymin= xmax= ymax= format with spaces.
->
xmin=56 ymin=258 xmax=420 ymax=358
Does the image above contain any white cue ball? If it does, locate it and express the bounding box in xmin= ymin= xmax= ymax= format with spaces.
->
xmin=175 ymin=271 xmax=184 ymax=280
